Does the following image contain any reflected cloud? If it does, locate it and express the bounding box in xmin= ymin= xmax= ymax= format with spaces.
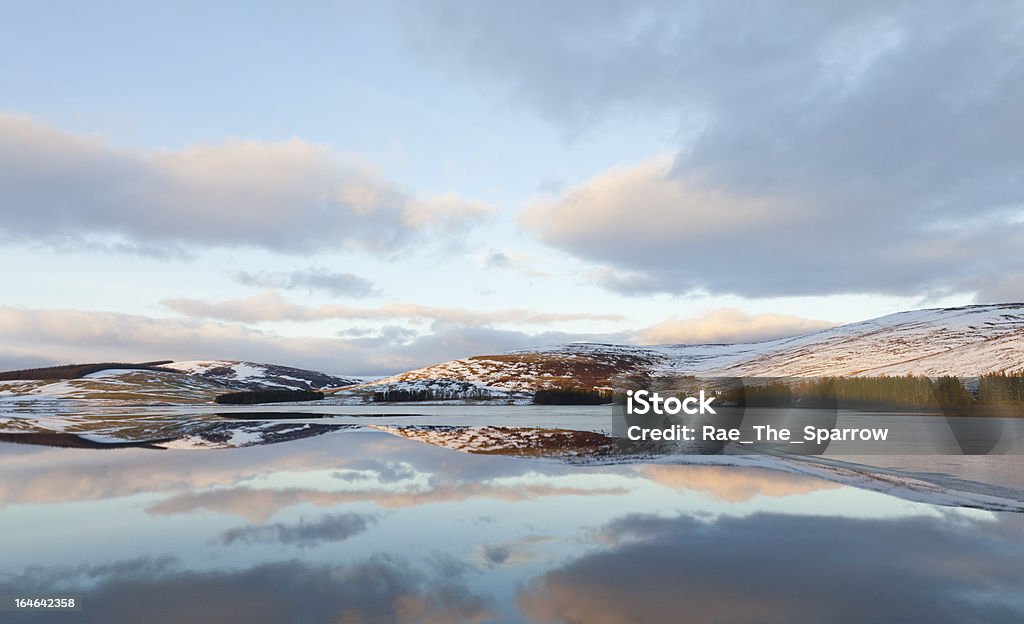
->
xmin=331 ymin=460 xmax=419 ymax=484
xmin=216 ymin=512 xmax=377 ymax=548
xmin=520 ymin=513 xmax=1024 ymax=623
xmin=2 ymin=557 xmax=494 ymax=624
xmin=149 ymin=481 xmax=628 ymax=523
xmin=3 ymin=424 xmax=1023 ymax=623
xmin=639 ymin=465 xmax=840 ymax=502
xmin=0 ymin=429 xmax=552 ymax=510
xmin=10 ymin=556 xmax=178 ymax=589
xmin=474 ymin=534 xmax=556 ymax=569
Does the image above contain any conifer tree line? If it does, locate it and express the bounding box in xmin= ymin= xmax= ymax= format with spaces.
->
xmin=215 ymin=389 xmax=324 ymax=404
xmin=719 ymin=373 xmax=1024 ymax=410
xmin=533 ymin=387 xmax=613 ymax=405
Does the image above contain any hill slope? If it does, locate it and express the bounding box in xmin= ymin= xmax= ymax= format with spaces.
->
xmin=159 ymin=360 xmax=361 ymax=391
xmin=2 ymin=305 xmax=1021 ymax=404
xmin=344 ymin=304 xmax=1024 ymax=400
xmin=0 ymin=360 xmax=362 ymax=405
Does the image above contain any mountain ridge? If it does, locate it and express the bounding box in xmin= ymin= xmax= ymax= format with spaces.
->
xmin=2 ymin=305 xmax=1022 ymax=404
xmin=339 ymin=304 xmax=1024 ymax=401
xmin=0 ymin=360 xmax=361 ymax=404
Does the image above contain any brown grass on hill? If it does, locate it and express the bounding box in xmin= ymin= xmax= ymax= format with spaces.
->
xmin=465 ymin=353 xmax=655 ymax=389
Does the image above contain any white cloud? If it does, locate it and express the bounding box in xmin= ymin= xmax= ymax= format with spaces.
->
xmin=522 ymin=150 xmax=1024 ymax=298
xmin=0 ymin=113 xmax=494 ymax=254
xmin=477 ymin=249 xmax=553 ymax=277
xmin=636 ymin=308 xmax=835 ymax=345
xmin=0 ymin=306 xmax=355 ymax=373
xmin=523 ymin=155 xmax=789 ymax=248
xmin=0 ymin=304 xmax=836 ymax=375
xmin=161 ymin=291 xmax=625 ymax=325
xmin=402 ymin=191 xmax=494 ymax=229
xmin=0 ymin=306 xmax=626 ymax=376
xmin=520 ymin=155 xmax=800 ymax=293
xmin=233 ymin=268 xmax=380 ymax=298
xmin=410 ymin=2 xmax=1024 ymax=300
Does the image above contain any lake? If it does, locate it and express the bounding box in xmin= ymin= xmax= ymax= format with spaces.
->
xmin=1 ymin=405 xmax=1023 ymax=622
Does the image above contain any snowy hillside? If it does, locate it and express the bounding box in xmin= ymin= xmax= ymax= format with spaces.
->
xmin=700 ymin=304 xmax=1024 ymax=378
xmin=0 ymin=368 xmax=229 ymax=405
xmin=0 ymin=360 xmax=362 ymax=405
xmin=339 ymin=345 xmax=666 ymax=402
xmin=344 ymin=304 xmax=1024 ymax=399
xmin=2 ymin=305 xmax=1021 ymax=404
xmin=160 ymin=360 xmax=361 ymax=391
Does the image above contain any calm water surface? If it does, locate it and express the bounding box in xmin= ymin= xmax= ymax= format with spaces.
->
xmin=1 ymin=420 xmax=1023 ymax=623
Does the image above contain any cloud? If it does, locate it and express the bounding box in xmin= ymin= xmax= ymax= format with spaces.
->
xmin=477 ymin=249 xmax=553 ymax=277
xmin=332 ymin=461 xmax=418 ymax=484
xmin=0 ymin=425 xmax=552 ymax=511
xmin=482 ymin=250 xmax=513 ymax=270
xmin=149 ymin=481 xmax=628 ymax=523
xmin=636 ymin=308 xmax=835 ymax=344
xmin=537 ymin=177 xmax=566 ymax=194
xmin=0 ymin=301 xmax=835 ymax=378
xmin=410 ymin=2 xmax=1024 ymax=300
xmin=0 ymin=113 xmax=493 ymax=254
xmin=519 ymin=512 xmax=1024 ymax=623
xmin=956 ymin=272 xmax=1024 ymax=305
xmin=161 ymin=291 xmax=624 ymax=325
xmin=522 ymin=154 xmax=790 ymax=255
xmin=217 ymin=512 xmax=377 ymax=547
xmin=638 ymin=465 xmax=839 ymax=502
xmin=0 ymin=305 xmax=359 ymax=374
xmin=401 ymin=191 xmax=495 ymax=229
xmin=524 ymin=154 xmax=1024 ymax=299
xmin=355 ymin=323 xmax=634 ymax=373
xmin=0 ymin=305 xmax=629 ymax=376
xmin=2 ymin=558 xmax=494 ymax=624
xmin=233 ymin=268 xmax=380 ymax=298
xmin=0 ymin=350 xmax=57 ymax=372
xmin=473 ymin=535 xmax=552 ymax=569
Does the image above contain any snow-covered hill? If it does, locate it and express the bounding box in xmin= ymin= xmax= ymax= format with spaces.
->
xmin=344 ymin=304 xmax=1024 ymax=400
xmin=0 ymin=368 xmax=229 ymax=405
xmin=2 ymin=305 xmax=1022 ymax=405
xmin=695 ymin=304 xmax=1024 ymax=378
xmin=159 ymin=360 xmax=361 ymax=391
xmin=0 ymin=360 xmax=362 ymax=405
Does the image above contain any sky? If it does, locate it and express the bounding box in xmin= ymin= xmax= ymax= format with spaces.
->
xmin=1 ymin=0 xmax=1022 ymax=375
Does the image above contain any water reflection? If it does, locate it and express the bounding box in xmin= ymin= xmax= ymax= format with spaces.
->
xmin=639 ymin=465 xmax=840 ymax=502
xmin=521 ymin=513 xmax=1024 ymax=623
xmin=0 ymin=428 xmax=1021 ymax=623
xmin=7 ymin=558 xmax=495 ymax=624
xmin=215 ymin=511 xmax=378 ymax=547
